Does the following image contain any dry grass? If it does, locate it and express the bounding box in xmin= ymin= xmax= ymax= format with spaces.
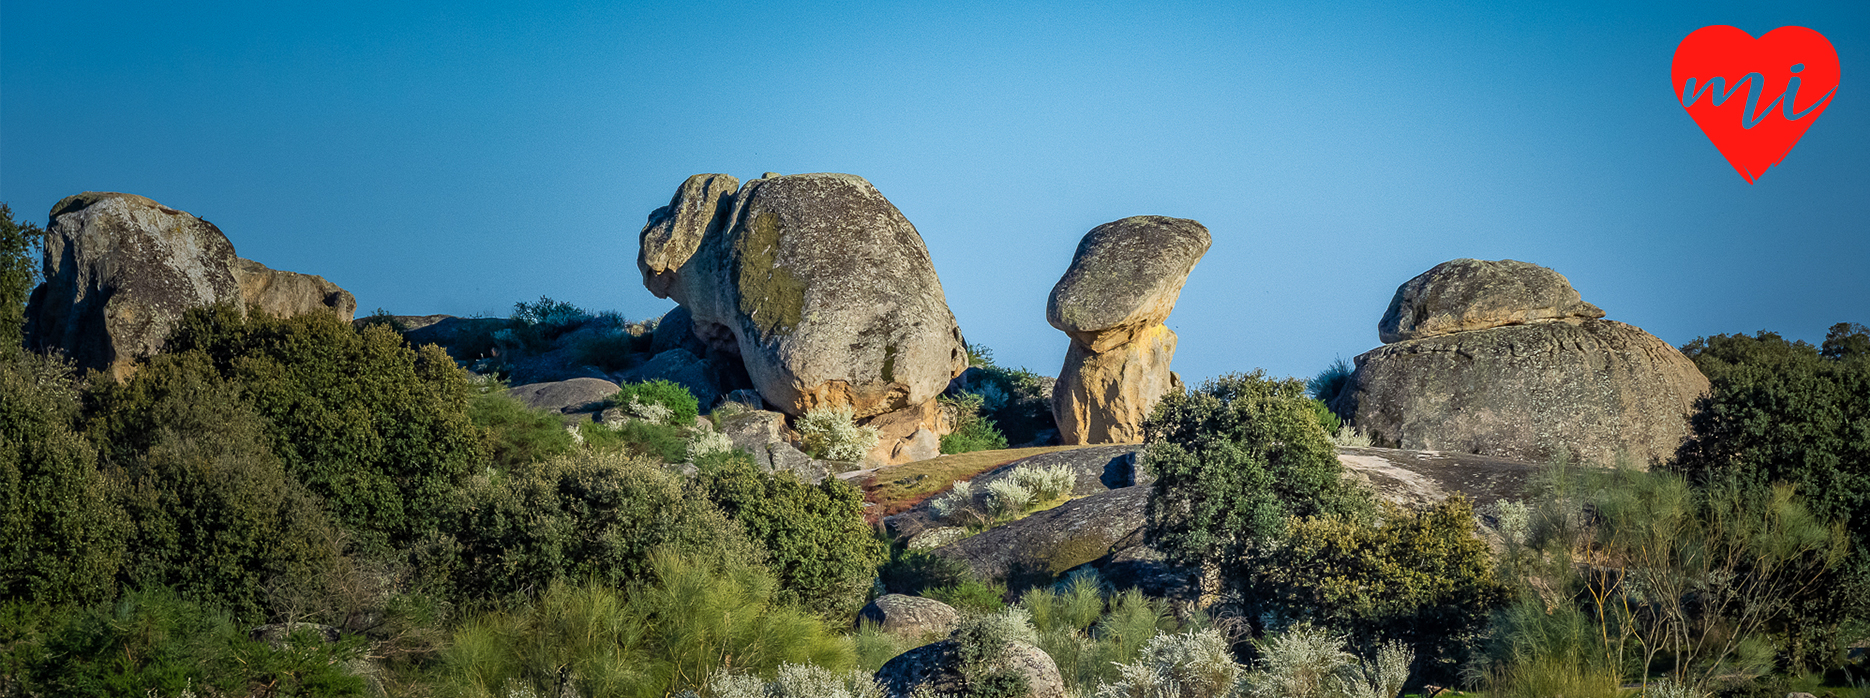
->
xmin=860 ymin=445 xmax=1095 ymax=522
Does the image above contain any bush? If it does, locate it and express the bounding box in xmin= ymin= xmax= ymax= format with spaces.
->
xmin=949 ymin=608 xmax=1040 ymax=697
xmin=984 ymin=479 xmax=1035 ymax=519
xmin=1255 ymin=498 xmax=1506 ymax=684
xmin=611 ymin=378 xmax=700 ymax=426
xmin=708 ymin=663 xmax=886 ymax=698
xmin=1306 ymin=358 xmax=1354 ymax=406
xmin=1099 ymin=628 xmax=1241 ymax=698
xmin=0 ymin=203 xmax=40 ymax=345
xmin=1672 ymin=325 xmax=1870 ymax=642
xmin=1 ymin=587 xmax=368 ymax=697
xmin=1023 ymin=573 xmax=1178 ymax=693
xmin=798 ymin=405 xmax=881 ymax=461
xmin=687 ymin=427 xmax=736 ymax=462
xmin=438 ymin=449 xmax=762 ymax=602
xmin=1235 ymin=623 xmax=1412 ymax=698
xmin=580 ymin=419 xmax=692 ymax=462
xmin=469 ymin=381 xmax=577 ymax=470
xmin=1009 ymin=462 xmax=1076 ymax=503
xmin=160 ymin=304 xmax=490 ymax=552
xmin=925 ymin=577 xmax=1011 ymax=615
xmin=1142 ymin=371 xmax=1371 ymax=577
xmin=942 ymin=393 xmax=1010 ymax=455
xmin=0 ymin=349 xmax=124 ymax=607
xmin=86 ymin=351 xmax=342 ymax=619
xmin=1310 ymin=399 xmax=1342 ymax=436
xmin=962 ymin=345 xmax=1058 ymax=446
xmin=878 ymin=547 xmax=972 ymax=597
xmin=436 ymin=553 xmax=853 ymax=698
xmin=695 ymin=451 xmax=885 ymax=616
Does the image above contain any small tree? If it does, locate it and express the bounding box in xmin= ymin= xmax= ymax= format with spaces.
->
xmin=0 ymin=203 xmax=43 ymax=346
xmin=694 ymin=451 xmax=885 ymax=617
xmin=0 ymin=349 xmax=124 ymax=606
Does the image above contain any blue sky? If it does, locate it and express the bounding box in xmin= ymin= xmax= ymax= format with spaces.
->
xmin=3 ymin=0 xmax=1865 ymax=383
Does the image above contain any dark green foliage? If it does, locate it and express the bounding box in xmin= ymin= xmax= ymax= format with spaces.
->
xmin=85 ymin=350 xmax=343 ymax=619
xmin=966 ymin=351 xmax=1058 ymax=446
xmin=438 ymin=450 xmax=761 ymax=602
xmin=0 ymin=349 xmax=124 ymax=606
xmin=1306 ymin=357 xmax=1354 ymax=405
xmin=0 ymin=203 xmax=40 ymax=345
xmin=879 ymin=546 xmax=972 ymax=596
xmin=950 ymin=613 xmax=1033 ymax=698
xmin=355 ymin=307 xmax=409 ymax=333
xmin=1142 ymin=370 xmax=1372 ymax=572
xmin=1258 ymin=497 xmax=1507 ymax=683
xmin=1310 ymin=398 xmax=1342 ymax=435
xmin=694 ymin=450 xmax=885 ymax=616
xmin=1673 ymin=326 xmax=1870 ymax=629
xmin=511 ymin=295 xmax=591 ymax=328
xmin=469 ymin=382 xmax=577 ymax=469
xmin=580 ymin=419 xmax=691 ymax=462
xmin=160 ymin=305 xmax=490 ymax=551
xmin=1 ymin=587 xmax=367 ymax=697
xmin=942 ymin=392 xmax=1011 ymax=454
xmin=571 ymin=324 xmax=651 ymax=372
xmin=610 ymin=378 xmax=701 ymax=426
xmin=925 ymin=577 xmax=1010 ymax=614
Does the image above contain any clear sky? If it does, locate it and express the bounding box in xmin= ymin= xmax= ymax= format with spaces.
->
xmin=3 ymin=0 xmax=1865 ymax=384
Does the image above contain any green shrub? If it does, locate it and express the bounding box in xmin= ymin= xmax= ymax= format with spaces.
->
xmin=469 ymin=381 xmax=577 ymax=470
xmin=438 ymin=449 xmax=761 ymax=602
xmin=0 ymin=349 xmax=124 ymax=606
xmin=0 ymin=203 xmax=40 ymax=345
xmin=1672 ymin=324 xmax=1870 ymax=643
xmin=853 ymin=619 xmax=918 ymax=673
xmin=962 ymin=344 xmax=1057 ymax=445
xmin=511 ymin=295 xmax=591 ymax=329
xmin=86 ymin=351 xmax=342 ymax=619
xmin=611 ymin=378 xmax=700 ymax=426
xmin=1101 ymin=627 xmax=1243 ymax=698
xmin=1310 ymin=399 xmax=1342 ymax=436
xmin=436 ymin=553 xmax=853 ymax=698
xmin=1022 ymin=573 xmax=1178 ymax=693
xmin=2 ymin=587 xmax=368 ymax=697
xmin=572 ymin=323 xmax=651 ymax=372
xmin=1256 ymin=498 xmax=1505 ymax=684
xmin=949 ymin=608 xmax=1038 ymax=697
xmin=798 ymin=404 xmax=881 ymax=461
xmin=1234 ymin=623 xmax=1413 ymax=698
xmin=942 ymin=393 xmax=1011 ymax=455
xmin=695 ymin=451 xmax=885 ymax=616
xmin=878 ymin=547 xmax=972 ymax=596
xmin=1142 ymin=370 xmax=1372 ymax=575
xmin=578 ymin=419 xmax=692 ymax=462
xmin=1306 ymin=357 xmax=1354 ymax=406
xmin=924 ymin=577 xmax=1009 ymax=614
xmin=708 ymin=663 xmax=886 ymax=698
xmin=160 ymin=305 xmax=490 ymax=552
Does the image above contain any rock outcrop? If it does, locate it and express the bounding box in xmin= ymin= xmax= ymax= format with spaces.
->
xmin=883 ymin=444 xmax=1147 ymax=539
xmin=875 ymin=638 xmax=1065 ymax=698
xmin=857 ymin=594 xmax=961 ymax=639
xmin=24 ymin=192 xmax=354 ymax=380
xmin=1334 ymin=259 xmax=1709 ymax=466
xmin=636 ymin=172 xmax=968 ymax=464
xmin=1048 ymin=216 xmax=1210 ymax=445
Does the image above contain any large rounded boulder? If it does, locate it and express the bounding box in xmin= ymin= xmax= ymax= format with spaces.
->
xmin=635 ymin=173 xmax=967 ymax=461
xmin=1335 ymin=259 xmax=1708 ymax=466
xmin=1047 ymin=216 xmax=1209 ymax=444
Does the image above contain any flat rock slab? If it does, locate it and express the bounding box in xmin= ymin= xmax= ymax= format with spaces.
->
xmin=883 ymin=444 xmax=1144 ymax=538
xmin=929 ymin=485 xmax=1150 ymax=584
xmin=507 ymin=377 xmax=619 ymax=414
xmin=1334 ymin=446 xmax=1539 ymax=508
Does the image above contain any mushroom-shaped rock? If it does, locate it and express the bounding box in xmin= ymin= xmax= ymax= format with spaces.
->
xmin=1378 ymin=258 xmax=1604 ymax=343
xmin=1047 ymin=216 xmax=1210 ymax=445
xmin=857 ymin=594 xmax=961 ymax=639
xmin=875 ymin=639 xmax=1064 ymax=698
xmin=634 ymin=173 xmax=967 ymax=464
xmin=1335 ymin=260 xmax=1708 ymax=466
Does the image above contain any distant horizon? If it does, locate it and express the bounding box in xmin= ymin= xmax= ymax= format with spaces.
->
xmin=5 ymin=0 xmax=1864 ymax=383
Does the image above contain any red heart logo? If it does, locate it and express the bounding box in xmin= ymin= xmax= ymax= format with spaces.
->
xmin=1672 ymin=25 xmax=1839 ymax=183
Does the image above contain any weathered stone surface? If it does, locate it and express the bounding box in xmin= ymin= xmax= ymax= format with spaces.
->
xmin=231 ymin=257 xmax=356 ymax=320
xmin=638 ymin=174 xmax=740 ymax=299
xmin=1046 ymin=217 xmax=1207 ymax=446
xmin=857 ymin=594 xmax=960 ymax=638
xmin=635 ymin=173 xmax=967 ymax=420
xmin=1335 ymin=319 xmax=1709 ymax=466
xmin=932 ymin=486 xmax=1150 ymax=582
xmin=1052 ymin=323 xmax=1177 ymax=445
xmin=865 ymin=399 xmax=947 ymax=466
xmin=1334 ymin=446 xmax=1539 ymax=508
xmin=507 ymin=377 xmax=619 ymax=414
xmin=716 ymin=388 xmax=765 ymax=413
xmin=876 ymin=639 xmax=1064 ymax=698
xmin=906 ymin=526 xmax=969 ymax=551
xmin=648 ymin=304 xmax=709 ymax=357
xmin=1377 ymin=258 xmax=1604 ymax=343
xmin=894 ymin=428 xmax=942 ymax=463
xmin=1047 ymin=216 xmax=1210 ymax=353
xmin=25 ymin=192 xmax=243 ymax=379
xmin=719 ymin=410 xmax=789 ymax=464
xmin=884 ymin=444 xmax=1145 ymax=539
xmin=620 ymin=348 xmax=721 ymax=409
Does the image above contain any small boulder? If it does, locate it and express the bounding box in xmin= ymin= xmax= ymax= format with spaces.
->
xmin=930 ymin=486 xmax=1150 ymax=582
xmin=857 ymin=594 xmax=961 ymax=638
xmin=1047 ymin=216 xmax=1209 ymax=445
xmin=1378 ymin=258 xmax=1604 ymax=343
xmin=875 ymin=639 xmax=1064 ymax=698
xmin=506 ymin=377 xmax=619 ymax=414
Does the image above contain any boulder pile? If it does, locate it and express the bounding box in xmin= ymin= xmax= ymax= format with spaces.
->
xmin=1332 ymin=258 xmax=1709 ymax=465
xmin=25 ymin=192 xmax=355 ymax=379
xmin=637 ymin=172 xmax=968 ymax=465
xmin=1047 ymin=216 xmax=1209 ymax=444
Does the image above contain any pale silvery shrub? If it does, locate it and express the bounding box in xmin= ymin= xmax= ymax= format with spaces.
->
xmin=968 ymin=381 xmax=1010 ymax=412
xmin=930 ymin=480 xmax=979 ymax=522
xmin=1095 ymin=628 xmax=1243 ymax=698
xmin=985 ymin=479 xmax=1035 ymax=518
xmin=1242 ymin=623 xmax=1351 ymax=698
xmin=1010 ymin=462 xmax=1076 ymax=502
xmin=1642 ymin=678 xmax=1705 ymax=698
xmin=1481 ymin=499 xmax=1532 ymax=547
xmin=797 ymin=405 xmax=880 ymax=462
xmin=688 ymin=428 xmax=735 ymax=462
xmin=626 ymin=396 xmax=676 ymax=426
xmin=1328 ymin=424 xmax=1372 ymax=448
xmin=977 ymin=605 xmax=1039 ymax=646
xmin=705 ymin=663 xmax=885 ymax=698
xmin=1337 ymin=641 xmax=1412 ymax=698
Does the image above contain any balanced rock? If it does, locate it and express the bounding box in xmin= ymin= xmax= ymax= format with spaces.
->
xmin=1379 ymin=258 xmax=1603 ymax=343
xmin=1048 ymin=216 xmax=1210 ymax=444
xmin=636 ymin=173 xmax=967 ymax=462
xmin=1334 ymin=259 xmax=1708 ymax=466
xmin=875 ymin=638 xmax=1065 ymax=698
xmin=25 ymin=192 xmax=355 ymax=380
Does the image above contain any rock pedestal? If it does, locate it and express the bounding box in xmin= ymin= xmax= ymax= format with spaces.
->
xmin=1046 ymin=216 xmax=1210 ymax=445
xmin=1334 ymin=259 xmax=1709 ymax=466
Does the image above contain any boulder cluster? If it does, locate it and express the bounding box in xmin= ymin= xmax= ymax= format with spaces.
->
xmin=24 ymin=192 xmax=355 ymax=379
xmin=1332 ymin=258 xmax=1710 ymax=466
